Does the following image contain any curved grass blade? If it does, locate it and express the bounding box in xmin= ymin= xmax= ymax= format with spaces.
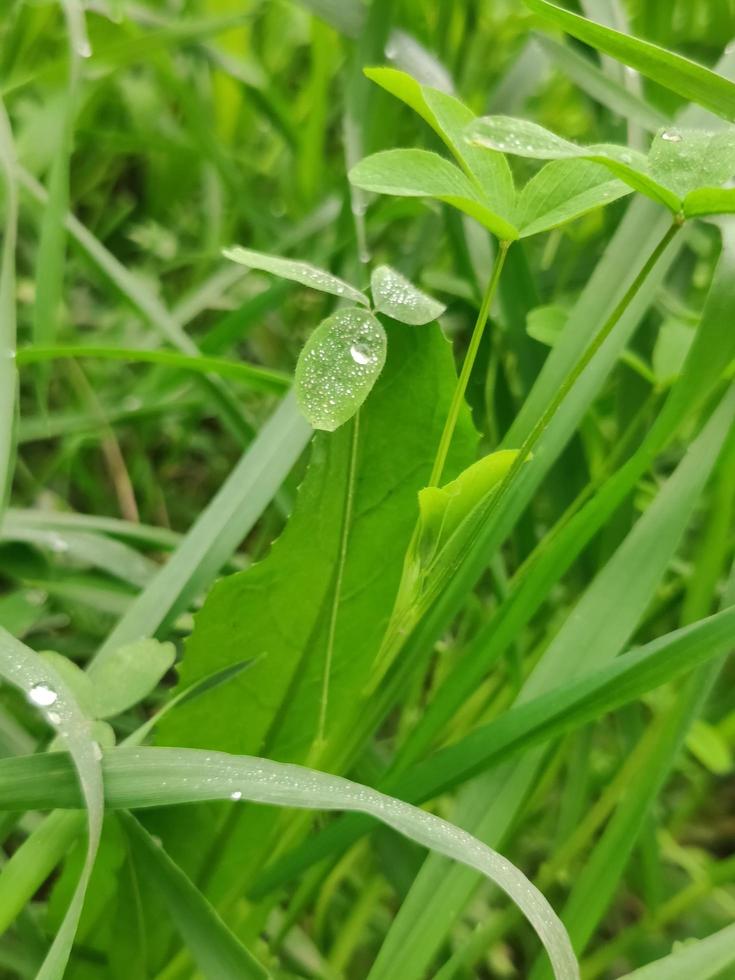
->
xmin=1 ymin=746 xmax=579 ymax=980
xmin=15 ymin=345 xmax=291 ymax=393
xmin=616 ymin=922 xmax=735 ymax=980
xmin=222 ymin=246 xmax=369 ymax=306
xmin=524 ymin=0 xmax=735 ymax=122
xmin=0 ymin=627 xmax=102 ymax=980
xmin=0 ymin=99 xmax=18 ymax=516
xmin=120 ymin=812 xmax=270 ymax=979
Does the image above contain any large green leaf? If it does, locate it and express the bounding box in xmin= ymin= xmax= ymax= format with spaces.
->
xmin=370 ymin=265 xmax=446 ymax=324
xmin=158 ymin=323 xmax=475 ymax=763
xmin=524 ymin=0 xmax=735 ymax=122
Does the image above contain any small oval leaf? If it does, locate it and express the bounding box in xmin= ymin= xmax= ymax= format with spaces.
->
xmin=295 ymin=308 xmax=387 ymax=431
xmin=222 ymin=246 xmax=369 ymax=306
xmin=371 ymin=265 xmax=446 ymax=324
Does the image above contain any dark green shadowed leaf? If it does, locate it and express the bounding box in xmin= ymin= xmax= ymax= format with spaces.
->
xmin=524 ymin=0 xmax=735 ymax=123
xmin=349 ymin=148 xmax=520 ymax=239
xmin=295 ymin=307 xmax=387 ymax=431
xmin=222 ymin=246 xmax=369 ymax=306
xmin=120 ymin=812 xmax=270 ymax=980
xmin=370 ymin=265 xmax=446 ymax=324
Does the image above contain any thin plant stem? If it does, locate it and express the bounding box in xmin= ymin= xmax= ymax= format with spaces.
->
xmin=428 ymin=239 xmax=511 ymax=488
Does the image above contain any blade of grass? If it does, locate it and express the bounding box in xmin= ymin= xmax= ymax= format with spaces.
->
xmin=15 ymin=345 xmax=291 ymax=393
xmin=525 ymin=0 xmax=735 ymax=121
xmin=0 ymin=98 xmax=18 ymax=516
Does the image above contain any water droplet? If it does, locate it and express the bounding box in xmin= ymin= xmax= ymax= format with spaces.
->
xmin=28 ymin=684 xmax=58 ymax=707
xmin=621 ymin=152 xmax=632 ymax=163
xmin=350 ymin=344 xmax=372 ymax=365
xmin=661 ymin=130 xmax=683 ymax=143
xmin=48 ymin=711 xmax=61 ymax=724
xmin=230 ymin=790 xmax=243 ymax=801
xmin=48 ymin=534 xmax=68 ymax=553
xmin=78 ymin=39 xmax=93 ymax=59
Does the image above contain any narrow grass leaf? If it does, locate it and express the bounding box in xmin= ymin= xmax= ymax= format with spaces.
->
xmin=524 ymin=0 xmax=735 ymax=122
xmin=0 ymin=627 xmax=102 ymax=980
xmin=617 ymin=922 xmax=735 ymax=979
xmin=120 ymin=812 xmax=270 ymax=980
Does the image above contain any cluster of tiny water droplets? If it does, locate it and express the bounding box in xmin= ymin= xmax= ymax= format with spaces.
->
xmin=371 ymin=265 xmax=445 ymax=325
xmin=295 ymin=307 xmax=387 ymax=431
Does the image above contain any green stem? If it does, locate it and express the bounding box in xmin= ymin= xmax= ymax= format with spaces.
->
xmin=428 ymin=239 xmax=511 ymax=488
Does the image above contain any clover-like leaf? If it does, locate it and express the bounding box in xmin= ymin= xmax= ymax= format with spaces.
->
xmin=223 ymin=246 xmax=369 ymax=306
xmin=349 ymin=148 xmax=519 ymax=240
xmin=295 ymin=307 xmax=387 ymax=431
xmin=647 ymin=128 xmax=735 ymax=198
xmin=467 ymin=115 xmax=679 ymax=211
xmin=515 ymin=158 xmax=632 ymax=238
xmin=365 ymin=67 xmax=516 ymax=220
xmin=370 ymin=265 xmax=446 ymax=324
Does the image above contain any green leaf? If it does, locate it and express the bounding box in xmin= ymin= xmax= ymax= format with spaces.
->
xmin=685 ymin=719 xmax=733 ymax=775
xmin=370 ymin=265 xmax=446 ymax=324
xmin=349 ymin=148 xmax=520 ymax=240
xmin=617 ymin=923 xmax=735 ymax=979
xmin=647 ymin=128 xmax=735 ymax=198
xmin=526 ymin=305 xmax=567 ymax=345
xmin=524 ymin=0 xmax=735 ymax=123
xmin=158 ymin=322 xmax=475 ymax=761
xmin=684 ymin=186 xmax=735 ymax=217
xmin=363 ymin=66 xmax=516 ymax=219
xmin=120 ymin=812 xmax=270 ymax=980
xmin=418 ymin=450 xmax=518 ymax=559
xmin=0 ymin=626 xmax=102 ymax=980
xmin=466 ymin=116 xmax=681 ymax=211
xmin=295 ymin=307 xmax=387 ymax=431
xmin=515 ymin=158 xmax=632 ymax=237
xmin=222 ymin=246 xmax=369 ymax=306
xmin=87 ymin=639 xmax=176 ymax=719
xmin=0 ymin=101 xmax=18 ymax=516
xmin=652 ymin=318 xmax=693 ymax=386
xmin=0 ymin=747 xmax=579 ymax=980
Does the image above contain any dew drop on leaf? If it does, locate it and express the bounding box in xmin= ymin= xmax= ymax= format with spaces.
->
xmin=28 ymin=683 xmax=58 ymax=707
xmin=295 ymin=307 xmax=387 ymax=431
xmin=661 ymin=130 xmax=683 ymax=143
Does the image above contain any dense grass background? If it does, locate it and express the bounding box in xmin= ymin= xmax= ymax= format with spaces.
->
xmin=1 ymin=1 xmax=735 ymax=978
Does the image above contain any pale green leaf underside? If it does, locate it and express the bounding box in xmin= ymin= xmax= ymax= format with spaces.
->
xmin=371 ymin=265 xmax=446 ymax=324
xmin=222 ymin=246 xmax=369 ymax=306
xmin=295 ymin=307 xmax=387 ymax=431
xmin=618 ymin=922 xmax=735 ymax=979
xmin=349 ymin=148 xmax=520 ymax=240
xmin=364 ymin=66 xmax=516 ymax=220
xmin=87 ymin=638 xmax=176 ymax=719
